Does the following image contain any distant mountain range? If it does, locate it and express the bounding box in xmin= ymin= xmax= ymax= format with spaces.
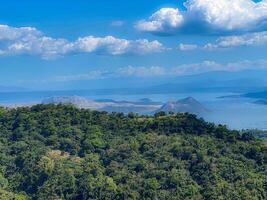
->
xmin=219 ymin=90 xmax=267 ymax=106
xmin=243 ymin=91 xmax=267 ymax=99
xmin=7 ymin=69 xmax=267 ymax=94
xmin=243 ymin=91 xmax=267 ymax=106
xmin=253 ymin=100 xmax=267 ymax=105
xmin=41 ymin=96 xmax=208 ymax=115
xmin=146 ymin=70 xmax=267 ymax=94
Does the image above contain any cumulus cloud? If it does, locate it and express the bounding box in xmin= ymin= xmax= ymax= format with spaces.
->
xmin=185 ymin=0 xmax=267 ymax=31
xmin=179 ymin=43 xmax=198 ymax=51
xmin=136 ymin=0 xmax=267 ymax=34
xmin=0 ymin=24 xmax=164 ymax=59
xmin=0 ymin=25 xmax=73 ymax=59
xmin=74 ymin=36 xmax=163 ymax=55
xmin=204 ymin=31 xmax=267 ymax=49
xmin=135 ymin=8 xmax=184 ymax=33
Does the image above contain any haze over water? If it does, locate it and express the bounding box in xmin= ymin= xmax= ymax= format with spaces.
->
xmin=1 ymin=90 xmax=267 ymax=130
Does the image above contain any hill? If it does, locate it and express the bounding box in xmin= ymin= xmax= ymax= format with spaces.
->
xmin=253 ymin=100 xmax=267 ymax=105
xmin=157 ymin=97 xmax=208 ymax=114
xmin=0 ymin=105 xmax=266 ymax=199
xmin=243 ymin=91 xmax=267 ymax=99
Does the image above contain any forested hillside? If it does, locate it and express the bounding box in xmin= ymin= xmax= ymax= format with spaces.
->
xmin=0 ymin=104 xmax=266 ymax=200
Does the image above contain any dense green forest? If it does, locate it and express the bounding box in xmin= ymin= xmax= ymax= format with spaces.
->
xmin=0 ymin=104 xmax=266 ymax=200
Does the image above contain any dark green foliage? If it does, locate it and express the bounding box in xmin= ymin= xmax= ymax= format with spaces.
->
xmin=0 ymin=104 xmax=266 ymax=199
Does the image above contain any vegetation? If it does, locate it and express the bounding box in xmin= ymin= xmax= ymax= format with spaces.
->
xmin=0 ymin=104 xmax=266 ymax=200
xmin=243 ymin=129 xmax=267 ymax=140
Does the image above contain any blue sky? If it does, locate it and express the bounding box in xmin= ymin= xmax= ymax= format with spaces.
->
xmin=0 ymin=0 xmax=267 ymax=90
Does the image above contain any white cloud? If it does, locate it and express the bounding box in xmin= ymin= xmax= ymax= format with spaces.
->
xmin=0 ymin=25 xmax=73 ymax=59
xmin=0 ymin=25 xmax=40 ymax=40
xmin=74 ymin=36 xmax=130 ymax=55
xmin=136 ymin=0 xmax=267 ymax=34
xmin=171 ymin=59 xmax=267 ymax=75
xmin=171 ymin=61 xmax=223 ymax=75
xmin=46 ymin=66 xmax=167 ymax=83
xmin=185 ymin=0 xmax=267 ymax=31
xmin=129 ymin=39 xmax=164 ymax=54
xmin=179 ymin=43 xmax=198 ymax=51
xmin=0 ymin=24 xmax=164 ymax=59
xmin=75 ymin=37 xmax=163 ymax=55
xmin=135 ymin=8 xmax=184 ymax=33
xmin=204 ymin=31 xmax=267 ymax=49
xmin=54 ymin=71 xmax=106 ymax=81
xmin=119 ymin=60 xmax=267 ymax=77
xmin=49 ymin=59 xmax=267 ymax=82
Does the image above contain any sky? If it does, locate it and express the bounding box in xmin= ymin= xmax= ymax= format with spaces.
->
xmin=0 ymin=0 xmax=267 ymax=90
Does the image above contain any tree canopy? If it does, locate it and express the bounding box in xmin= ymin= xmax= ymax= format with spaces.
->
xmin=0 ymin=104 xmax=266 ymax=199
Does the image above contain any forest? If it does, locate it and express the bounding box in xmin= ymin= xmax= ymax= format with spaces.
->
xmin=0 ymin=104 xmax=266 ymax=200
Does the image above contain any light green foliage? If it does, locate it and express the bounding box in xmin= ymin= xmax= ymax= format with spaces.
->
xmin=0 ymin=174 xmax=8 ymax=189
xmin=0 ymin=189 xmax=27 ymax=200
xmin=0 ymin=107 xmax=5 ymax=116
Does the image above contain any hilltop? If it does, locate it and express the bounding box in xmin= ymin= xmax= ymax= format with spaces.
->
xmin=157 ymin=97 xmax=209 ymax=114
xmin=0 ymin=104 xmax=266 ymax=199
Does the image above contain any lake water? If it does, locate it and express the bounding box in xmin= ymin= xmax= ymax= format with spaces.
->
xmin=0 ymin=90 xmax=267 ymax=130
